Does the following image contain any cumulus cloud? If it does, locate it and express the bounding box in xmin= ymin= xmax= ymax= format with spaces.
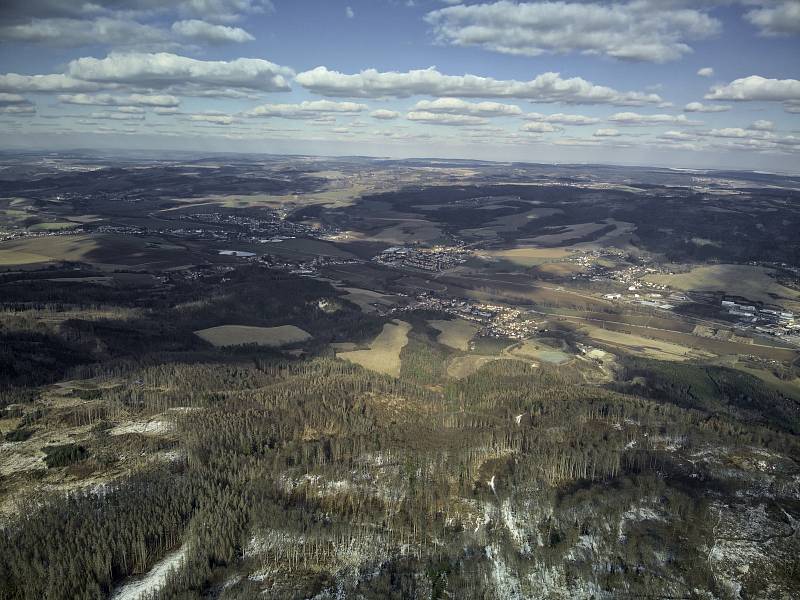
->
xmin=171 ymin=19 xmax=254 ymax=43
xmin=0 ymin=17 xmax=170 ymax=48
xmin=246 ymin=100 xmax=368 ymax=118
xmin=67 ymin=52 xmax=293 ymax=93
xmin=58 ymin=93 xmax=181 ymax=107
xmin=684 ymin=101 xmax=730 ymax=112
xmin=745 ymin=1 xmax=800 ymax=36
xmin=593 ymin=128 xmax=620 ymax=137
xmin=188 ymin=113 xmax=235 ymax=124
xmin=749 ymin=119 xmax=774 ymax=131
xmin=370 ymin=109 xmax=400 ymax=120
xmin=0 ymin=92 xmax=29 ymax=105
xmin=425 ymin=1 xmax=720 ymax=63
xmin=697 ymin=67 xmax=714 ymax=77
xmin=524 ymin=112 xmax=599 ymax=125
xmin=90 ymin=110 xmax=146 ymax=121
xmin=406 ymin=111 xmax=486 ymax=126
xmin=0 ymin=73 xmax=97 ymax=93
xmin=345 ymin=6 xmax=355 ymax=18
xmin=0 ymin=92 xmax=35 ymax=115
xmin=521 ymin=122 xmax=563 ymax=133
xmin=411 ymin=98 xmax=522 ymax=116
xmin=295 ymin=66 xmax=663 ymax=105
xmin=706 ymin=75 xmax=800 ymax=102
xmin=608 ymin=112 xmax=698 ymax=125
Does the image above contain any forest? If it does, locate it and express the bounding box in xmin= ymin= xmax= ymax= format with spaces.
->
xmin=1 ymin=262 xmax=799 ymax=599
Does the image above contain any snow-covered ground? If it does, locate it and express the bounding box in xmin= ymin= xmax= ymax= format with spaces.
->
xmin=109 ymin=543 xmax=188 ymax=600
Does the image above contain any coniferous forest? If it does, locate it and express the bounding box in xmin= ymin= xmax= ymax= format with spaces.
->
xmin=1 ymin=263 xmax=798 ymax=599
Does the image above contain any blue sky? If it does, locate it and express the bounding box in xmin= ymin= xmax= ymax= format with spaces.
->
xmin=0 ymin=0 xmax=799 ymax=170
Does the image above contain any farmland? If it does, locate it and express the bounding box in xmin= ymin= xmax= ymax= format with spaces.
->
xmin=194 ymin=324 xmax=312 ymax=347
xmin=338 ymin=320 xmax=411 ymax=377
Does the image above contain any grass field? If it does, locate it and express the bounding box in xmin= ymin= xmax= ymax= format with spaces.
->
xmin=195 ymin=325 xmax=311 ymax=347
xmin=484 ymin=247 xmax=574 ymax=267
xmin=340 ymin=287 xmax=400 ymax=313
xmin=338 ymin=320 xmax=411 ymax=377
xmin=0 ymin=235 xmax=99 ymax=265
xmin=446 ymin=355 xmax=509 ymax=379
xmin=578 ymin=324 xmax=715 ymax=362
xmin=507 ymin=339 xmax=572 ymax=364
xmin=429 ymin=319 xmax=479 ymax=351
xmin=644 ymin=264 xmax=800 ymax=308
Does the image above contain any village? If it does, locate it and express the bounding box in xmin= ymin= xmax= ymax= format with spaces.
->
xmin=372 ymin=244 xmax=472 ymax=272
xmin=394 ymin=292 xmax=540 ymax=339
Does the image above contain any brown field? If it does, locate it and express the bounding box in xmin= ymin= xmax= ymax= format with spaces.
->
xmin=195 ymin=325 xmax=311 ymax=347
xmin=429 ymin=319 xmax=479 ymax=351
xmin=447 ymin=355 xmax=512 ymax=379
xmin=339 ymin=286 xmax=400 ymax=313
xmin=0 ymin=235 xmax=99 ymax=265
xmin=578 ymin=324 xmax=715 ymax=361
xmin=644 ymin=264 xmax=800 ymax=308
xmin=484 ymin=247 xmax=574 ymax=267
xmin=338 ymin=320 xmax=411 ymax=377
xmin=0 ymin=234 xmax=198 ymax=269
xmin=265 ymin=238 xmax=357 ymax=259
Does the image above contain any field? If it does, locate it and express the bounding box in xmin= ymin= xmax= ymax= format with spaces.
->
xmin=446 ymin=355 xmax=507 ymax=378
xmin=578 ymin=324 xmax=715 ymax=362
xmin=0 ymin=235 xmax=99 ymax=265
xmin=483 ymin=246 xmax=575 ymax=267
xmin=338 ymin=320 xmax=411 ymax=377
xmin=194 ymin=325 xmax=311 ymax=347
xmin=339 ymin=286 xmax=400 ymax=313
xmin=0 ymin=234 xmax=198 ymax=269
xmin=428 ymin=319 xmax=479 ymax=351
xmin=644 ymin=264 xmax=800 ymax=308
xmin=507 ymin=339 xmax=572 ymax=364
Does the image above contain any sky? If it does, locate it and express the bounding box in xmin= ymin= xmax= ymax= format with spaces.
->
xmin=0 ymin=0 xmax=799 ymax=171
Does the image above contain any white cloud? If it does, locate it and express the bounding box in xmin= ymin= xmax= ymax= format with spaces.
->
xmin=117 ymin=106 xmax=145 ymax=113
xmin=0 ymin=104 xmax=36 ymax=115
xmin=425 ymin=0 xmax=720 ymax=63
xmin=521 ymin=122 xmax=563 ymax=133
xmin=58 ymin=93 xmax=181 ymax=107
xmin=0 ymin=93 xmax=29 ymax=105
xmin=593 ymin=128 xmax=620 ymax=137
xmin=411 ymin=98 xmax=522 ymax=116
xmin=705 ymin=75 xmax=800 ymax=102
xmin=295 ymin=66 xmax=663 ymax=105
xmin=189 ymin=113 xmax=235 ymax=124
xmin=154 ymin=106 xmax=180 ymax=114
xmin=406 ymin=111 xmax=486 ymax=126
xmin=177 ymin=0 xmax=275 ymax=23
xmin=745 ymin=1 xmax=800 ymax=36
xmin=524 ymin=112 xmax=599 ymax=125
xmin=345 ymin=6 xmax=355 ymax=18
xmin=90 ymin=110 xmax=146 ymax=121
xmin=0 ymin=17 xmax=170 ymax=48
xmin=749 ymin=119 xmax=774 ymax=131
xmin=370 ymin=109 xmax=400 ymax=120
xmin=608 ymin=112 xmax=698 ymax=125
xmin=697 ymin=67 xmax=714 ymax=77
xmin=246 ymin=100 xmax=368 ymax=118
xmin=171 ymin=19 xmax=254 ymax=43
xmin=0 ymin=73 xmax=98 ymax=93
xmin=684 ymin=101 xmax=730 ymax=112
xmin=0 ymin=92 xmax=36 ymax=115
xmin=67 ymin=52 xmax=293 ymax=93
